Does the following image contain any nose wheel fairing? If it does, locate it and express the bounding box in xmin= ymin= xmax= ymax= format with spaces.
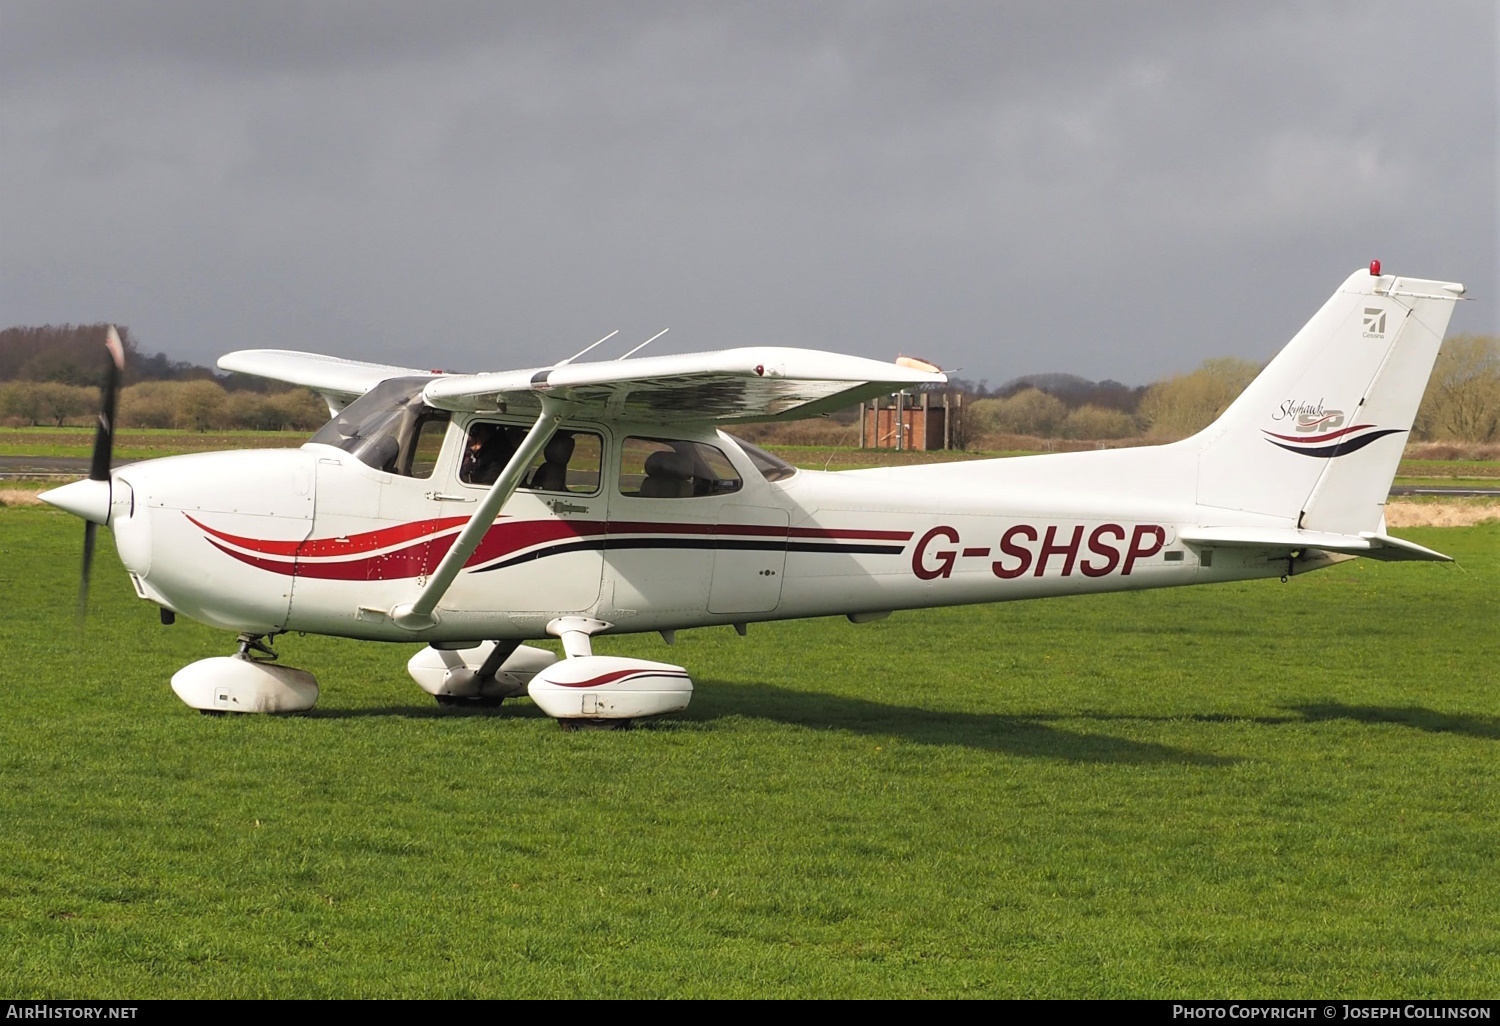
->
xmin=171 ymin=654 xmax=319 ymax=714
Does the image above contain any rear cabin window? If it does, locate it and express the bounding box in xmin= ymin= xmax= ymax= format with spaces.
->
xmin=459 ymin=423 xmax=602 ymax=494
xmin=726 ymin=434 xmax=797 ymax=482
xmin=618 ymin=438 xmax=743 ymax=499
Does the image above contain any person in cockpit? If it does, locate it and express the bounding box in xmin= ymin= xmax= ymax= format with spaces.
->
xmin=461 ymin=422 xmax=518 ymax=486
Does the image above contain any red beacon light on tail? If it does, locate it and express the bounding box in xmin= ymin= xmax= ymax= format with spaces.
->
xmin=1370 ymin=259 xmax=1381 ymax=276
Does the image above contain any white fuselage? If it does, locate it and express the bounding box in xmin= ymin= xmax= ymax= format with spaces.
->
xmin=106 ymin=417 xmax=1329 ymax=644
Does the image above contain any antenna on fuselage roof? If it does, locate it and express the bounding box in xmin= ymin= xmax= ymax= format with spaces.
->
xmin=556 ymin=329 xmax=619 ymax=367
xmin=618 ymin=328 xmax=669 ymax=360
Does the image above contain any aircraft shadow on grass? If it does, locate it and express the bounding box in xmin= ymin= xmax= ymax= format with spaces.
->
xmin=1282 ymin=702 xmax=1500 ymax=740
xmin=308 ymin=682 xmax=1232 ymax=765
xmin=306 ymin=692 xmax=1496 ymax=756
xmin=678 ymin=680 xmax=1237 ymax=765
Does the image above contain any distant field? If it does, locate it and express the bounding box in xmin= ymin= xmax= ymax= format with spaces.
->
xmin=1397 ymin=460 xmax=1500 ymax=480
xmin=0 ymin=506 xmax=1495 ymax=997
xmin=0 ymin=427 xmax=303 ymax=461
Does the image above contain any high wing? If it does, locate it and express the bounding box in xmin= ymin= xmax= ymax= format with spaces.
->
xmin=217 ymin=350 xmax=441 ymax=414
xmin=420 ymin=347 xmax=946 ymax=423
xmin=221 ymin=345 xmax=945 ymax=424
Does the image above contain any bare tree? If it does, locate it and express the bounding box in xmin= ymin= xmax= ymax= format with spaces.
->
xmin=1414 ymin=335 xmax=1499 ymax=442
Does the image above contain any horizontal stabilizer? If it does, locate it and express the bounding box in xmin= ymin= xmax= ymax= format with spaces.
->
xmin=1179 ymin=526 xmax=1451 ymax=562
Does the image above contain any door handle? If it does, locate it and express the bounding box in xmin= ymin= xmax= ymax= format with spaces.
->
xmin=426 ymin=492 xmax=476 ymax=502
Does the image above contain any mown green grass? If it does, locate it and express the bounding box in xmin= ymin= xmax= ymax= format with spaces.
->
xmin=1399 ymin=459 xmax=1500 ymax=479
xmin=1 ymin=508 xmax=1496 ymax=998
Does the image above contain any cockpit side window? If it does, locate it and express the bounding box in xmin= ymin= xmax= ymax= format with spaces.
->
xmin=618 ymin=437 xmax=743 ymax=498
xmin=308 ymin=376 xmax=452 ymax=478
xmin=405 ymin=412 xmax=450 ymax=479
xmin=459 ymin=422 xmax=603 ymax=494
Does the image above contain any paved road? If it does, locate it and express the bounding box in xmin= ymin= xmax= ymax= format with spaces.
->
xmin=0 ymin=456 xmax=142 ymax=478
xmin=1387 ymin=485 xmax=1500 ymax=497
xmin=5 ymin=455 xmax=1499 ymax=497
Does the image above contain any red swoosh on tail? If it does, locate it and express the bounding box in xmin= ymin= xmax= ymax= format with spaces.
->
xmin=1260 ymin=423 xmax=1375 ymax=444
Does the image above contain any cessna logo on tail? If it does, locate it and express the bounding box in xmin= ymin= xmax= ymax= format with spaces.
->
xmin=1363 ymin=307 xmax=1386 ymax=338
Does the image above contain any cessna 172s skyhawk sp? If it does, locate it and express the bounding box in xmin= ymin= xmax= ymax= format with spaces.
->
xmin=42 ymin=264 xmax=1465 ymax=724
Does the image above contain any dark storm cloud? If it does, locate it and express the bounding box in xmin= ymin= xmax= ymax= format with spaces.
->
xmin=1 ymin=1 xmax=1494 ymax=383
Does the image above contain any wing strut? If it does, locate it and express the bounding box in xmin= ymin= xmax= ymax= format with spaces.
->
xmin=389 ymin=398 xmax=564 ymax=630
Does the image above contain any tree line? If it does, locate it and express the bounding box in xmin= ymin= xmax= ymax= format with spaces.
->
xmin=0 ymin=324 xmax=327 ymax=431
xmin=2 ymin=323 xmax=1495 ymax=443
xmin=956 ymin=337 xmax=1497 ymax=444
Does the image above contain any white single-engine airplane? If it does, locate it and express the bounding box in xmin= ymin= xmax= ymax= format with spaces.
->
xmin=42 ymin=264 xmax=1465 ymax=725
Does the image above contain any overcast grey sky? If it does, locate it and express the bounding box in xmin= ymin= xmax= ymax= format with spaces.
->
xmin=2 ymin=1 xmax=1495 ymax=386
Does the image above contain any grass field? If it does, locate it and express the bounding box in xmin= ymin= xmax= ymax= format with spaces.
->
xmin=0 ymin=427 xmax=303 ymax=461
xmin=0 ymin=505 xmax=1495 ymax=998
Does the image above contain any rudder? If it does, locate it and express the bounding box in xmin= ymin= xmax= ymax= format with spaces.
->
xmin=1194 ymin=266 xmax=1464 ymax=533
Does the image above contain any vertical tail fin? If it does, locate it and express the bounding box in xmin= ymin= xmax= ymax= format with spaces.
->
xmin=1194 ymin=267 xmax=1464 ymax=532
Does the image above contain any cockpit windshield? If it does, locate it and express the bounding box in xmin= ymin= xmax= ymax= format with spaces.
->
xmin=308 ymin=377 xmax=451 ymax=478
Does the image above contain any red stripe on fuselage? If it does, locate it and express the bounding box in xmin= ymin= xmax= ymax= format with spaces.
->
xmin=187 ymin=513 xmax=471 ymax=557
xmin=196 ymin=515 xmax=909 ymax=580
xmin=202 ymin=517 xmax=608 ymax=580
xmin=605 ymin=521 xmax=910 ymax=541
xmin=206 ymin=535 xmax=457 ymax=580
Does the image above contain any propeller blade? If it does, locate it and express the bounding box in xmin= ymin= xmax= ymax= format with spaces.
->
xmin=78 ymin=326 xmax=125 ymax=624
xmin=78 ymin=521 xmax=97 ymax=625
xmin=89 ymin=326 xmax=125 ymax=482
